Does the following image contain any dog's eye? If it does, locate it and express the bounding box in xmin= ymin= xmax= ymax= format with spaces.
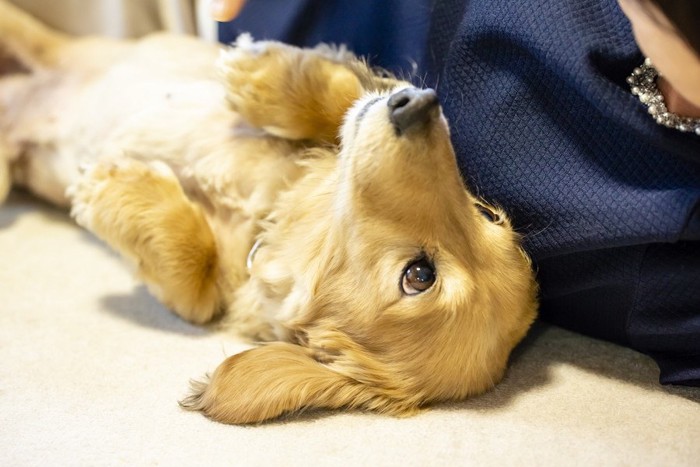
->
xmin=402 ymin=258 xmax=436 ymax=295
xmin=476 ymin=203 xmax=502 ymax=224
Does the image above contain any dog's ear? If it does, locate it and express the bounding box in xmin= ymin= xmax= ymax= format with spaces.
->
xmin=180 ymin=342 xmax=411 ymax=424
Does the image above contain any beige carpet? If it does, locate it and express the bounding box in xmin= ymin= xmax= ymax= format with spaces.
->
xmin=2 ymin=190 xmax=699 ymax=466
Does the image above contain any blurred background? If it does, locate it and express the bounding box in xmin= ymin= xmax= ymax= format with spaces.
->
xmin=8 ymin=0 xmax=215 ymax=39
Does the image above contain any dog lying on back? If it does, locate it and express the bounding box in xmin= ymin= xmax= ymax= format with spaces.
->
xmin=0 ymin=1 xmax=538 ymax=424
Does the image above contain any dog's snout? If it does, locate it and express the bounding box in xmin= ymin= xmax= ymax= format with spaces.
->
xmin=387 ymin=88 xmax=439 ymax=134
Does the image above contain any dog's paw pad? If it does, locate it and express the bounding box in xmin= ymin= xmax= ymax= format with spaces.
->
xmin=217 ymin=37 xmax=286 ymax=94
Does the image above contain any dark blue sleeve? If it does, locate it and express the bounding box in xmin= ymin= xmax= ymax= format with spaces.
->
xmin=217 ymin=0 xmax=431 ymax=77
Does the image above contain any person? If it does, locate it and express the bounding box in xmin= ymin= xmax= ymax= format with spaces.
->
xmin=618 ymin=0 xmax=700 ymax=117
xmin=430 ymin=0 xmax=699 ymax=387
xmin=214 ymin=0 xmax=700 ymax=386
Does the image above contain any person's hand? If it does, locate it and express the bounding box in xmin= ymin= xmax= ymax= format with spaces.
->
xmin=211 ymin=0 xmax=247 ymax=22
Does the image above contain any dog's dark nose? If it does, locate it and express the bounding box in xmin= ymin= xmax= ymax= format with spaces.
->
xmin=387 ymin=88 xmax=439 ymax=134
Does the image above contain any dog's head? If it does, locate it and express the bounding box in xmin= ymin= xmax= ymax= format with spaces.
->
xmin=186 ymin=85 xmax=538 ymax=424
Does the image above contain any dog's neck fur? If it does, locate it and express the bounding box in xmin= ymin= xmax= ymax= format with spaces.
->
xmin=223 ymin=148 xmax=340 ymax=340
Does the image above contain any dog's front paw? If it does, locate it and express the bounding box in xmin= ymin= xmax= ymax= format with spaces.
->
xmin=67 ymin=158 xmax=179 ymax=234
xmin=68 ymin=158 xmax=221 ymax=324
xmin=218 ymin=35 xmax=362 ymax=143
xmin=218 ymin=35 xmax=300 ymax=137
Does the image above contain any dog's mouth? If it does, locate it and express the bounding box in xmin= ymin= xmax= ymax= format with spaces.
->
xmin=355 ymin=96 xmax=384 ymax=123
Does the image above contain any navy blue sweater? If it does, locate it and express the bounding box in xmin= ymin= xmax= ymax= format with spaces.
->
xmin=220 ymin=0 xmax=700 ymax=385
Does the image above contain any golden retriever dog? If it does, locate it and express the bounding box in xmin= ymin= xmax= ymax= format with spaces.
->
xmin=0 ymin=1 xmax=538 ymax=424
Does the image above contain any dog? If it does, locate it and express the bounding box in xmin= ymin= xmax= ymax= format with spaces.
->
xmin=0 ymin=1 xmax=538 ymax=424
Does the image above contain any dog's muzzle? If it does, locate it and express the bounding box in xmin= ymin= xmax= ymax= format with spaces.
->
xmin=387 ymin=88 xmax=439 ymax=135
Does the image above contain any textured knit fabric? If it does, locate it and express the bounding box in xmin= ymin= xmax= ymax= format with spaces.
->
xmin=220 ymin=0 xmax=700 ymax=385
xmin=429 ymin=0 xmax=700 ymax=385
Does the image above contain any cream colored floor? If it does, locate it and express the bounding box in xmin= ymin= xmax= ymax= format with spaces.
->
xmin=2 ymin=190 xmax=700 ymax=466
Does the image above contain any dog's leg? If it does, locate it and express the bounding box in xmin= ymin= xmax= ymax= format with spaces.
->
xmin=0 ymin=0 xmax=67 ymax=70
xmin=219 ymin=35 xmax=398 ymax=144
xmin=69 ymin=158 xmax=221 ymax=324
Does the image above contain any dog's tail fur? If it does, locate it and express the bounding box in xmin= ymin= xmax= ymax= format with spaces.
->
xmin=0 ymin=0 xmax=67 ymax=72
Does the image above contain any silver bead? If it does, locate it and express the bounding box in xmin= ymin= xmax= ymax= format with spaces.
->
xmin=628 ymin=59 xmax=700 ymax=136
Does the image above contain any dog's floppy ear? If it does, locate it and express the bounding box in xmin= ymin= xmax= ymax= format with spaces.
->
xmin=180 ymin=342 xmax=408 ymax=424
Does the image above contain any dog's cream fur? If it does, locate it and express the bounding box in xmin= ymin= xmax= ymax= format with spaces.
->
xmin=0 ymin=1 xmax=538 ymax=424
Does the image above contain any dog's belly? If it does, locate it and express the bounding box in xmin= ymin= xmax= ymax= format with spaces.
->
xmin=2 ymin=32 xmax=314 ymax=302
xmin=1 ymin=34 xmax=249 ymax=205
